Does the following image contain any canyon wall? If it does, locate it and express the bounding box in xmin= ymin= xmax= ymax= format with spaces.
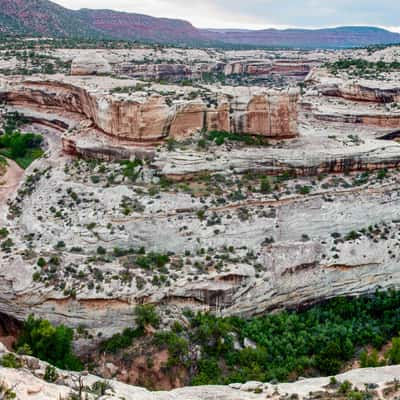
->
xmin=306 ymin=69 xmax=400 ymax=103
xmin=224 ymin=60 xmax=312 ymax=77
xmin=320 ymin=83 xmax=400 ymax=103
xmin=0 ymin=78 xmax=299 ymax=142
xmin=312 ymin=112 xmax=400 ymax=128
xmin=70 ymin=54 xmax=312 ymax=82
xmin=303 ymin=69 xmax=400 ymax=130
xmin=117 ymin=63 xmax=196 ymax=81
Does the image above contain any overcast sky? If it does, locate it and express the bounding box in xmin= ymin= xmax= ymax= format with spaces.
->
xmin=53 ymin=0 xmax=400 ymax=32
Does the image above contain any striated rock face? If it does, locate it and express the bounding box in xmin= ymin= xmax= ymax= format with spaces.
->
xmin=115 ymin=60 xmax=312 ymax=83
xmin=3 ymin=67 xmax=400 ymax=334
xmin=306 ymin=68 xmax=400 ymax=103
xmin=303 ymin=69 xmax=400 ymax=130
xmin=101 ymin=95 xmax=171 ymax=141
xmin=70 ymin=54 xmax=112 ymax=76
xmin=0 ymin=77 xmax=299 ymax=142
xmin=245 ymin=91 xmax=298 ymax=138
xmin=224 ymin=60 xmax=312 ymax=78
xmin=118 ymin=63 xmax=195 ymax=81
xmin=227 ymin=88 xmax=299 ymax=139
xmin=169 ymin=101 xmax=205 ymax=140
xmin=321 ymin=82 xmax=400 ymax=103
xmin=3 ymin=140 xmax=400 ymax=333
xmin=206 ymin=101 xmax=231 ymax=132
xmin=313 ymin=112 xmax=400 ymax=129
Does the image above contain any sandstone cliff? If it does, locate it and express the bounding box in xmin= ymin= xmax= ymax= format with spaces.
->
xmin=224 ymin=60 xmax=312 ymax=78
xmin=306 ymin=68 xmax=400 ymax=104
xmin=0 ymin=76 xmax=299 ymax=142
xmin=70 ymin=54 xmax=112 ymax=76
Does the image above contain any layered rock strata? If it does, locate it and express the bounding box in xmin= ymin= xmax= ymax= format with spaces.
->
xmin=155 ymin=140 xmax=400 ymax=178
xmin=69 ymin=52 xmax=315 ymax=82
xmin=303 ymin=69 xmax=400 ymax=130
xmin=3 ymin=150 xmax=400 ymax=332
xmin=306 ymin=69 xmax=400 ymax=103
xmin=0 ymin=77 xmax=299 ymax=142
xmin=224 ymin=60 xmax=313 ymax=78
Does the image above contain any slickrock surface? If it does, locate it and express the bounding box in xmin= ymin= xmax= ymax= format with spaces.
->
xmin=2 ymin=135 xmax=400 ymax=335
xmin=1 ymin=343 xmax=400 ymax=400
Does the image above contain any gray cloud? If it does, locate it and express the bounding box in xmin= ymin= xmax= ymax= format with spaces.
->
xmin=53 ymin=0 xmax=400 ymax=31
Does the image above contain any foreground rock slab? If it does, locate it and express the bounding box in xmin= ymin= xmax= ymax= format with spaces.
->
xmin=1 ymin=345 xmax=400 ymax=400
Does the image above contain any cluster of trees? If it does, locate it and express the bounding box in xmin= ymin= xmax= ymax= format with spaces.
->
xmin=207 ymin=130 xmax=270 ymax=146
xmin=327 ymin=58 xmax=400 ymax=76
xmin=187 ymin=291 xmax=400 ymax=384
xmin=143 ymin=291 xmax=400 ymax=385
xmin=16 ymin=315 xmax=82 ymax=370
xmin=17 ymin=291 xmax=400 ymax=384
xmin=0 ymin=132 xmax=42 ymax=158
xmin=0 ymin=113 xmax=43 ymax=168
xmin=360 ymin=337 xmax=400 ymax=368
xmin=99 ymin=292 xmax=400 ymax=385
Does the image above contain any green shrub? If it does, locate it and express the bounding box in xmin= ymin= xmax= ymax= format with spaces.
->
xmin=207 ymin=131 xmax=269 ymax=146
xmin=386 ymin=337 xmax=400 ymax=365
xmin=260 ymin=178 xmax=272 ymax=194
xmin=191 ymin=358 xmax=221 ymax=385
xmin=91 ymin=381 xmax=113 ymax=396
xmin=345 ymin=230 xmax=361 ymax=241
xmin=1 ymin=353 xmax=21 ymax=368
xmin=339 ymin=380 xmax=352 ymax=394
xmin=315 ymin=341 xmax=348 ymax=375
xmin=298 ymin=186 xmax=311 ymax=195
xmin=0 ymin=384 xmax=16 ymax=400
xmin=37 ymin=257 xmax=46 ymax=268
xmin=134 ymin=304 xmax=160 ymax=329
xmin=359 ymin=349 xmax=382 ymax=368
xmin=55 ymin=241 xmax=66 ymax=249
xmin=16 ymin=343 xmax=32 ymax=355
xmin=49 ymin=256 xmax=60 ymax=265
xmin=135 ymin=252 xmax=170 ymax=270
xmin=100 ymin=327 xmax=143 ymax=353
xmin=44 ymin=365 xmax=59 ymax=382
xmin=97 ymin=246 xmax=107 ymax=255
xmin=120 ymin=159 xmax=142 ymax=182
xmin=377 ymin=169 xmax=388 ymax=180
xmin=197 ymin=210 xmax=206 ymax=221
xmin=0 ymin=227 xmax=9 ymax=238
xmin=90 ymin=175 xmax=100 ymax=184
xmin=153 ymin=331 xmax=189 ymax=367
xmin=1 ymin=238 xmax=13 ymax=251
xmin=32 ymin=272 xmax=41 ymax=282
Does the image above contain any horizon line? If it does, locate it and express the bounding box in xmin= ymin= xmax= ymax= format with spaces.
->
xmin=52 ymin=1 xmax=400 ymax=34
